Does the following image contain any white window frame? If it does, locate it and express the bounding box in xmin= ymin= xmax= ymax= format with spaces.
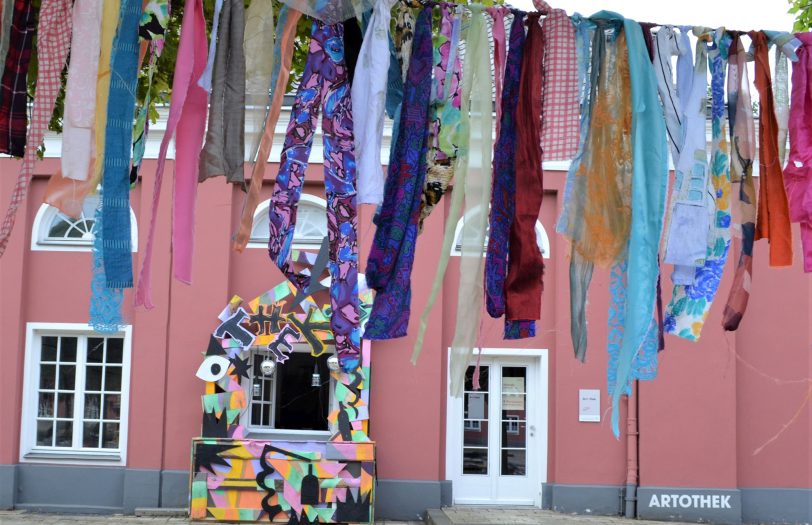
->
xmin=241 ymin=343 xmax=336 ymax=439
xmin=31 ymin=200 xmax=139 ymax=252
xmin=20 ymin=323 xmax=132 ymax=465
xmin=247 ymin=194 xmax=328 ymax=250
xmin=450 ymin=216 xmax=551 ymax=258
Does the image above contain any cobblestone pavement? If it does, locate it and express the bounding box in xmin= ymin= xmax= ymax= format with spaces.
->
xmin=0 ymin=511 xmax=420 ymax=525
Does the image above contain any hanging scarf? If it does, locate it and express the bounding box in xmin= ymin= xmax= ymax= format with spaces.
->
xmin=485 ymin=12 xmax=534 ymax=340
xmin=135 ymin=0 xmax=207 ymax=308
xmin=89 ymin=0 xmax=122 ymax=188
xmin=447 ymin=6 xmax=493 ymax=396
xmin=555 ymin=13 xmax=596 ymax=359
xmin=130 ymin=0 xmax=170 ymax=184
xmin=0 ymin=0 xmax=14 ymax=84
xmin=267 ymin=20 xmax=360 ymax=371
xmin=61 ymin=0 xmax=103 ymax=182
xmin=662 ymin=28 xmax=712 ymax=286
xmin=652 ymin=26 xmax=685 ymax=165
xmin=664 ymin=29 xmax=732 ymax=341
xmin=353 ymin=0 xmax=396 ymax=206
xmin=89 ymin=191 xmax=125 ymax=333
xmin=0 ymin=0 xmax=38 ymax=157
xmin=243 ymin=0 xmax=275 ymax=167
xmin=412 ymin=10 xmax=474 ymax=363
xmin=364 ymin=6 xmax=433 ymax=340
xmin=0 ymin=0 xmax=70 ymax=256
xmin=534 ymin=0 xmax=579 ymax=160
xmin=196 ymin=0 xmax=223 ymax=92
xmin=505 ymin=13 xmax=545 ymax=325
xmin=418 ymin=3 xmax=463 ymax=230
xmin=722 ymin=33 xmax=758 ymax=330
xmin=595 ymin=11 xmax=668 ymax=438
xmin=100 ymin=0 xmax=144 ymax=290
xmin=232 ymin=6 xmax=300 ymax=253
xmin=558 ymin=19 xmax=632 ymax=361
xmin=383 ymin=4 xmax=416 ymax=174
xmin=751 ymin=30 xmax=793 ymax=267
xmin=278 ymin=0 xmax=371 ymax=25
xmin=784 ymin=32 xmax=812 ymax=273
xmin=198 ymin=0 xmax=246 ymax=185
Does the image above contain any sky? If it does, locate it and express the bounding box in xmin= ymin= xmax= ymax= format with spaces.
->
xmin=508 ymin=0 xmax=797 ymax=33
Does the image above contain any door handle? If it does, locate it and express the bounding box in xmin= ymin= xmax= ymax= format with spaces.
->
xmin=529 ymin=424 xmax=536 ymax=437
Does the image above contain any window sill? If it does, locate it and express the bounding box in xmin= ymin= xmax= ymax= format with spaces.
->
xmin=244 ymin=429 xmax=332 ymax=442
xmin=22 ymin=448 xmax=124 ymax=466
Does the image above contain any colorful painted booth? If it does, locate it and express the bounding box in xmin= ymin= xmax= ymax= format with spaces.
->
xmin=190 ymin=250 xmax=375 ymax=523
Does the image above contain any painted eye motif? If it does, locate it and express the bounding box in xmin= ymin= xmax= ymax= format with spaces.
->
xmin=196 ymin=356 xmax=230 ymax=382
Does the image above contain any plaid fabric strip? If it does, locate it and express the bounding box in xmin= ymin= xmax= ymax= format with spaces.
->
xmin=0 ymin=0 xmax=72 ymax=257
xmin=535 ymin=0 xmax=579 ymax=161
xmin=0 ymin=0 xmax=38 ymax=157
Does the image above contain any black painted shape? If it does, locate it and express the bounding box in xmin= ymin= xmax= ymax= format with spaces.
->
xmin=290 ymin=237 xmax=331 ymax=307
xmin=335 ymin=489 xmax=371 ymax=523
xmin=194 ymin=443 xmax=232 ymax=474
xmin=206 ymin=335 xmax=226 ymax=356
xmin=249 ymin=305 xmax=277 ymax=336
xmin=230 ymin=355 xmax=251 ymax=380
xmin=213 ymin=308 xmax=255 ymax=346
xmin=337 ymin=402 xmax=352 ymax=441
xmin=201 ymin=410 xmax=229 ymax=439
xmin=256 ymin=444 xmax=285 ymax=521
xmin=285 ymin=308 xmax=331 ymax=357
xmin=267 ymin=324 xmax=300 ymax=363
xmin=300 ymin=464 xmax=320 ymax=506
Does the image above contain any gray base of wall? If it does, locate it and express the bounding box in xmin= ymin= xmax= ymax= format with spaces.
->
xmin=2 ymin=464 xmax=450 ymax=521
xmin=543 ymin=483 xmax=623 ymax=516
xmin=375 ymin=479 xmax=452 ymax=521
xmin=739 ymin=488 xmax=812 ymax=525
xmin=1 ymin=464 xmax=189 ymax=514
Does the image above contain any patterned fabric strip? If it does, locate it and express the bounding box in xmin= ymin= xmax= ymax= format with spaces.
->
xmin=534 ymin=0 xmax=579 ymax=161
xmin=418 ymin=4 xmax=462 ymax=231
xmin=232 ymin=6 xmax=301 ymax=253
xmin=243 ymin=0 xmax=275 ymax=167
xmin=135 ymin=0 xmax=207 ymax=308
xmin=751 ymin=31 xmax=794 ymax=267
xmin=0 ymin=0 xmax=70 ymax=257
xmin=89 ymin=190 xmax=125 ymax=333
xmin=485 ymin=12 xmax=525 ymax=321
xmin=198 ymin=0 xmax=246 ymax=185
xmin=0 ymin=0 xmax=14 ymax=85
xmin=0 ymin=0 xmax=37 ymax=157
xmin=90 ymin=0 xmax=122 ymax=188
xmin=664 ymin=29 xmax=732 ymax=341
xmin=364 ymin=6 xmax=432 ymax=340
xmin=722 ymin=33 xmax=758 ymax=330
xmin=100 ymin=0 xmax=143 ymax=289
xmin=267 ymin=20 xmax=360 ymax=370
xmin=602 ymin=13 xmax=668 ymax=438
xmin=131 ymin=0 xmax=170 ymax=184
xmin=505 ymin=13 xmax=545 ymax=323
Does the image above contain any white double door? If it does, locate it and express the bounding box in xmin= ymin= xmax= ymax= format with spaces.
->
xmin=447 ymin=351 xmax=548 ymax=506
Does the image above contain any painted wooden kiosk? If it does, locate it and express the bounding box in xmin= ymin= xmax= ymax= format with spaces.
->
xmin=190 ymin=252 xmax=375 ymax=523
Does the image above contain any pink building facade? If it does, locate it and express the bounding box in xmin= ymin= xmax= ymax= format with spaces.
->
xmin=0 ymin=154 xmax=810 ymax=524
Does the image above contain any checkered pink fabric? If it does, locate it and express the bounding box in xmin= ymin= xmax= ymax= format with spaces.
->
xmin=535 ymin=0 xmax=579 ymax=161
xmin=0 ymin=0 xmax=73 ymax=256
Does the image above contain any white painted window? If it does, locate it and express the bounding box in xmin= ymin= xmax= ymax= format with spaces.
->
xmin=450 ymin=211 xmax=551 ymax=259
xmin=20 ymin=323 xmax=132 ymax=465
xmin=248 ymin=194 xmax=328 ymax=250
xmin=243 ymin=344 xmax=336 ymax=437
xmin=31 ymin=196 xmax=138 ymax=252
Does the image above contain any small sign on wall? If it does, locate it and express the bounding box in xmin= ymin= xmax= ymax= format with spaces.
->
xmin=579 ymin=389 xmax=600 ymax=422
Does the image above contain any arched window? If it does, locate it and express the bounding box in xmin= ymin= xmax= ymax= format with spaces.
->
xmin=450 ymin=211 xmax=551 ymax=259
xmin=248 ymin=194 xmax=328 ymax=250
xmin=31 ymin=196 xmax=138 ymax=252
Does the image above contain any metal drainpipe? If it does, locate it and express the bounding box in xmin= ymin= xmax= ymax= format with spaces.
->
xmin=624 ymin=380 xmax=639 ymax=518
